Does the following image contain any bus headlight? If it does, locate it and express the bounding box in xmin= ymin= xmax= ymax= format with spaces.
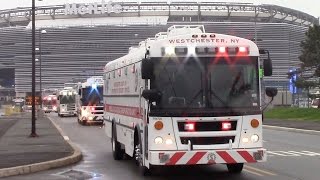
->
xmin=154 ymin=137 xmax=163 ymax=144
xmin=251 ymin=134 xmax=259 ymax=143
xmin=88 ymin=116 xmax=93 ymax=121
xmin=165 ymin=138 xmax=173 ymax=145
xmin=242 ymin=137 xmax=249 ymax=143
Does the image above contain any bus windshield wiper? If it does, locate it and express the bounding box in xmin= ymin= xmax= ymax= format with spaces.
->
xmin=209 ymin=73 xmax=230 ymax=108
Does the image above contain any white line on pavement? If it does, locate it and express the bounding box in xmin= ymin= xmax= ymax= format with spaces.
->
xmin=245 ymin=165 xmax=277 ymax=176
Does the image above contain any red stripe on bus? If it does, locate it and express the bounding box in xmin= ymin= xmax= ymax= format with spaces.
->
xmin=237 ymin=151 xmax=257 ymax=163
xmin=186 ymin=152 xmax=206 ymax=165
xmin=165 ymin=152 xmax=186 ymax=165
xmin=217 ymin=151 xmax=237 ymax=164
xmin=105 ymin=104 xmax=142 ymax=119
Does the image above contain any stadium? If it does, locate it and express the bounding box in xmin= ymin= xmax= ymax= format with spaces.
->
xmin=0 ymin=1 xmax=318 ymax=96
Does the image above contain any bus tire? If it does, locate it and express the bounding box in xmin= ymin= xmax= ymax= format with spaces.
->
xmin=227 ymin=163 xmax=243 ymax=174
xmin=134 ymin=129 xmax=152 ymax=176
xmin=112 ymin=123 xmax=124 ymax=160
xmin=82 ymin=120 xmax=87 ymax=125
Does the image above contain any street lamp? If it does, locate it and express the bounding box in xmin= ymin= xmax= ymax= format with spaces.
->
xmin=37 ymin=29 xmax=47 ymax=106
xmin=30 ymin=0 xmax=37 ymax=137
xmin=30 ymin=0 xmax=44 ymax=137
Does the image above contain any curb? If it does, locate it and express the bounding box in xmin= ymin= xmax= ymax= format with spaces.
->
xmin=263 ymin=125 xmax=320 ymax=136
xmin=0 ymin=116 xmax=83 ymax=178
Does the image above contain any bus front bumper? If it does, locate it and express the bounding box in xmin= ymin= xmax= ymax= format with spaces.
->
xmin=149 ymin=148 xmax=266 ymax=165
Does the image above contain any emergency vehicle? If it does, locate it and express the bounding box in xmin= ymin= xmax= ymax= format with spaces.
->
xmin=42 ymin=95 xmax=57 ymax=113
xmin=103 ymin=25 xmax=277 ymax=175
xmin=76 ymin=76 xmax=104 ymax=125
xmin=57 ymin=87 xmax=77 ymax=117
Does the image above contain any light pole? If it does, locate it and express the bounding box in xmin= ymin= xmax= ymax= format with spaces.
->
xmin=30 ymin=0 xmax=37 ymax=137
xmin=38 ymin=29 xmax=47 ymax=106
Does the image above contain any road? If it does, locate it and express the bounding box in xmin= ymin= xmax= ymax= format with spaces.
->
xmin=0 ymin=117 xmax=17 ymax=138
xmin=5 ymin=113 xmax=320 ymax=180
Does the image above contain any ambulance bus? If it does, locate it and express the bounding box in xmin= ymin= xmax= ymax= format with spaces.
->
xmin=103 ymin=25 xmax=277 ymax=175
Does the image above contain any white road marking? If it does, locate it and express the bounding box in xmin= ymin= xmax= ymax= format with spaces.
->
xmin=288 ymin=151 xmax=320 ymax=156
xmin=245 ymin=165 xmax=277 ymax=176
xmin=267 ymin=150 xmax=320 ymax=157
xmin=243 ymin=168 xmax=264 ymax=177
xmin=267 ymin=151 xmax=291 ymax=156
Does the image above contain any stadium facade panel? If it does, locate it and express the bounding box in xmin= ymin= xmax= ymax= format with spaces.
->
xmin=0 ymin=1 xmax=316 ymax=93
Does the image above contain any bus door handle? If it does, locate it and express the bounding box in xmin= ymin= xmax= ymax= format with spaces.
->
xmin=139 ymin=86 xmax=143 ymax=114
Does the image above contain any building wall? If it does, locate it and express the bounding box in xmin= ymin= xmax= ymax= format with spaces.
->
xmin=0 ymin=22 xmax=307 ymax=93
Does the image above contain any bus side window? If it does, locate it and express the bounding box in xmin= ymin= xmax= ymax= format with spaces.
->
xmin=118 ymin=69 xmax=121 ymax=77
xmin=132 ymin=64 xmax=135 ymax=73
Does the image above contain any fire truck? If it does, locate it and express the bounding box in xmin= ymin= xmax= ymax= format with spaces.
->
xmin=103 ymin=25 xmax=277 ymax=175
xmin=76 ymin=76 xmax=104 ymax=125
xmin=42 ymin=95 xmax=57 ymax=113
xmin=57 ymin=87 xmax=77 ymax=117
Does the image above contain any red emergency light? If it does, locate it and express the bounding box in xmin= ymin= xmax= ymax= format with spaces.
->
xmin=184 ymin=122 xmax=195 ymax=131
xmin=222 ymin=122 xmax=232 ymax=131
xmin=91 ymin=107 xmax=95 ymax=111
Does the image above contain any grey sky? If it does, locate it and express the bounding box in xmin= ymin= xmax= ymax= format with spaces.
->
xmin=1 ymin=0 xmax=319 ymax=17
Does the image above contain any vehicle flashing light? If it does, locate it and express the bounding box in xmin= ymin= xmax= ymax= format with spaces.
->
xmin=48 ymin=97 xmax=52 ymax=101
xmin=63 ymin=92 xmax=67 ymax=96
xmin=165 ymin=46 xmax=175 ymax=55
xmin=92 ymin=83 xmax=97 ymax=89
xmin=184 ymin=123 xmax=195 ymax=131
xmin=154 ymin=121 xmax=164 ymax=130
xmin=188 ymin=47 xmax=196 ymax=55
xmin=251 ymin=119 xmax=260 ymax=128
xmin=219 ymin=47 xmax=226 ymax=53
xmin=222 ymin=122 xmax=232 ymax=131
xmin=239 ymin=46 xmax=247 ymax=53
xmin=91 ymin=107 xmax=95 ymax=111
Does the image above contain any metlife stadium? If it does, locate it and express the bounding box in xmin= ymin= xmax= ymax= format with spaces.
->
xmin=0 ymin=0 xmax=318 ymax=94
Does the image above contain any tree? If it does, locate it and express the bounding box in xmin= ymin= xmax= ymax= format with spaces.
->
xmin=299 ymin=24 xmax=320 ymax=76
xmin=288 ymin=25 xmax=320 ymax=107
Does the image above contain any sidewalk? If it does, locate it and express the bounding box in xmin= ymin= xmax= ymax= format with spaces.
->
xmin=0 ymin=112 xmax=74 ymax=169
xmin=264 ymin=119 xmax=320 ymax=131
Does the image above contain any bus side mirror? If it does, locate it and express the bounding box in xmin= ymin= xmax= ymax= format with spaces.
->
xmin=142 ymin=89 xmax=161 ymax=102
xmin=141 ymin=60 xmax=154 ymax=79
xmin=263 ymin=58 xmax=272 ymax=76
xmin=266 ymin=87 xmax=278 ymax=98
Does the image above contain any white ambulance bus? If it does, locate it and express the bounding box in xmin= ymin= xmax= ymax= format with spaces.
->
xmin=103 ymin=25 xmax=277 ymax=175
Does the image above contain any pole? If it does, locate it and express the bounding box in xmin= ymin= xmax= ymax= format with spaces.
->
xmin=30 ymin=0 xmax=38 ymax=137
xmin=39 ymin=30 xmax=42 ymax=108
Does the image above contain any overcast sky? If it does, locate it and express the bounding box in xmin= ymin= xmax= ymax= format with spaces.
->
xmin=1 ymin=0 xmax=319 ymax=17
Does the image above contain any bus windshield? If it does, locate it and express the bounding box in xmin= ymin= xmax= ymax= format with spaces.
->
xmin=81 ymin=86 xmax=103 ymax=106
xmin=151 ymin=56 xmax=259 ymax=110
xmin=43 ymin=99 xmax=57 ymax=106
xmin=59 ymin=95 xmax=75 ymax=104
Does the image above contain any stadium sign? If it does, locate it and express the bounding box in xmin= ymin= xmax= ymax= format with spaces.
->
xmin=64 ymin=0 xmax=122 ymax=15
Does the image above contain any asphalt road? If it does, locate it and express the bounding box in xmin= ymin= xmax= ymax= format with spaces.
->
xmin=0 ymin=117 xmax=17 ymax=138
xmin=4 ymin=113 xmax=320 ymax=180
